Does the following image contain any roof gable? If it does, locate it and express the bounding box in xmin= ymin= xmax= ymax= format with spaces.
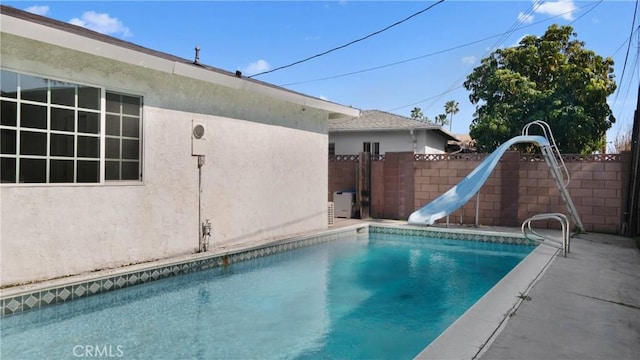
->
xmin=329 ymin=110 xmax=458 ymax=141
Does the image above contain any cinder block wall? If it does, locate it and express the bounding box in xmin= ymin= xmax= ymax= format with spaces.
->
xmin=328 ymin=160 xmax=357 ymax=201
xmin=328 ymin=152 xmax=628 ymax=234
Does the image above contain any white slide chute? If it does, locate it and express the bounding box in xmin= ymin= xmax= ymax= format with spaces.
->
xmin=408 ymin=135 xmax=550 ymax=225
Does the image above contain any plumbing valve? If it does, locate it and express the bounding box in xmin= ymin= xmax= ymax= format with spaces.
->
xmin=202 ymin=219 xmax=212 ymax=237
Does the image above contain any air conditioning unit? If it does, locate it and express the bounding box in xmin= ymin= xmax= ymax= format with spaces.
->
xmin=192 ymin=121 xmax=207 ymax=156
xmin=333 ymin=191 xmax=354 ymax=218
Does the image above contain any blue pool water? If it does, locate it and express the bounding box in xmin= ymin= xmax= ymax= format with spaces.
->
xmin=1 ymin=233 xmax=534 ymax=359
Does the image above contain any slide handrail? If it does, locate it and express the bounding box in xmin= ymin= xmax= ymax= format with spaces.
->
xmin=522 ymin=120 xmax=570 ymax=188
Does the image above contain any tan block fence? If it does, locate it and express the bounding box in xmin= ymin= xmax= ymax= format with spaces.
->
xmin=329 ymin=152 xmax=631 ymax=234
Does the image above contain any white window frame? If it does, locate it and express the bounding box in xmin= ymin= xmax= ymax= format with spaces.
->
xmin=104 ymin=91 xmax=143 ymax=182
xmin=0 ymin=69 xmax=143 ymax=186
xmin=363 ymin=141 xmax=380 ymax=155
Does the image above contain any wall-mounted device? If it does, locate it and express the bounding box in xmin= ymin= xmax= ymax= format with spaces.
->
xmin=192 ymin=120 xmax=207 ymax=156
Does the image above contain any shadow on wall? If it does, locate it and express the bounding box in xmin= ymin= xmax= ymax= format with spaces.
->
xmin=215 ymin=210 xmax=328 ymax=247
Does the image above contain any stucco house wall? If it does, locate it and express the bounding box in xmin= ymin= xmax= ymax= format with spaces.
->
xmin=328 ymin=110 xmax=457 ymax=155
xmin=0 ymin=8 xmax=358 ymax=286
xmin=416 ymin=130 xmax=450 ymax=154
xmin=330 ymin=130 xmax=447 ymax=155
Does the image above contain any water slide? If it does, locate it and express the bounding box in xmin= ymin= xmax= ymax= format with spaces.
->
xmin=408 ymin=135 xmax=550 ymax=225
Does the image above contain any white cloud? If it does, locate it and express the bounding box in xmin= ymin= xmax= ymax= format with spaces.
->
xmin=518 ymin=11 xmax=534 ymax=24
xmin=319 ymin=95 xmax=329 ymax=101
xmin=462 ymin=56 xmax=477 ymax=65
xmin=242 ymin=59 xmax=270 ymax=76
xmin=25 ymin=5 xmax=49 ymax=16
xmin=533 ymin=0 xmax=577 ymax=21
xmin=513 ymin=34 xmax=531 ymax=47
xmin=69 ymin=11 xmax=132 ymax=38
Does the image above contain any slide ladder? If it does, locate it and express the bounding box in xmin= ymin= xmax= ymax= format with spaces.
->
xmin=522 ymin=121 xmax=585 ymax=232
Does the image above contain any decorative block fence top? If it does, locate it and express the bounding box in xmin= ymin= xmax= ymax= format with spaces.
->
xmin=330 ymin=153 xmax=622 ymax=162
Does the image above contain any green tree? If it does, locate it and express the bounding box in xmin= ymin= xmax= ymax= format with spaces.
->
xmin=463 ymin=25 xmax=616 ymax=153
xmin=444 ymin=100 xmax=459 ymax=131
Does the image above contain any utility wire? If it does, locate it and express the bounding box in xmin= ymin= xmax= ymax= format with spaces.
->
xmin=389 ymin=1 xmax=603 ymax=116
xmin=567 ymin=0 xmax=603 ymax=26
xmin=612 ymin=34 xmax=632 ymax=57
xmin=488 ymin=0 xmax=539 ymax=51
xmin=248 ymin=0 xmax=445 ymax=78
xmin=614 ymin=0 xmax=639 ymax=108
xmin=415 ymin=1 xmax=544 ymax=116
xmin=281 ymin=36 xmax=492 ymax=87
xmin=387 ymin=1 xmax=601 ymax=115
xmin=613 ymin=25 xmax=640 ymax=119
xmin=281 ymin=1 xmax=601 ymax=87
xmin=386 ymin=86 xmax=463 ymax=112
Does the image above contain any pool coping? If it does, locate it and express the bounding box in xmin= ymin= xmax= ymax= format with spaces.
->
xmin=0 ymin=221 xmax=550 ymax=360
xmin=414 ymin=232 xmax=559 ymax=359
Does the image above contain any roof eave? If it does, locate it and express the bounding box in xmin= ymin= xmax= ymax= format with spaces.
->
xmin=432 ymin=128 xmax=459 ymax=141
xmin=0 ymin=6 xmax=360 ymax=118
xmin=330 ymin=126 xmax=444 ymax=133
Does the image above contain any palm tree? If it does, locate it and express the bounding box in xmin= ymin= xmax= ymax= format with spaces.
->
xmin=435 ymin=114 xmax=448 ymax=127
xmin=444 ymin=100 xmax=459 ymax=132
xmin=410 ymin=107 xmax=424 ymax=121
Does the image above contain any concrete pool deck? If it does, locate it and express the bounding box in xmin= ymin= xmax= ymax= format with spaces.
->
xmin=333 ymin=219 xmax=640 ymax=360
xmin=478 ymin=231 xmax=640 ymax=360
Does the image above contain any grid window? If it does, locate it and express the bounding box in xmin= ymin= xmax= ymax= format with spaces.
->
xmin=105 ymin=93 xmax=142 ymax=181
xmin=363 ymin=142 xmax=380 ymax=155
xmin=0 ymin=69 xmax=142 ymax=184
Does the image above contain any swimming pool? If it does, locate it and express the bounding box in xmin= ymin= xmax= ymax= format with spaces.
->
xmin=1 ymin=228 xmax=535 ymax=359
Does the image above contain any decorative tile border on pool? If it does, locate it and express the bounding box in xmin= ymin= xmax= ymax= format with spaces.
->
xmin=0 ymin=225 xmax=367 ymax=317
xmin=1 ymin=223 xmax=533 ymax=317
xmin=369 ymin=224 xmax=538 ymax=246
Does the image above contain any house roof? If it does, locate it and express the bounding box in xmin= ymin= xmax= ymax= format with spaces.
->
xmin=329 ymin=110 xmax=459 ymax=141
xmin=0 ymin=5 xmax=360 ymax=119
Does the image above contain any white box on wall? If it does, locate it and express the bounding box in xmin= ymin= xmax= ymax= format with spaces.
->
xmin=333 ymin=191 xmax=354 ymax=218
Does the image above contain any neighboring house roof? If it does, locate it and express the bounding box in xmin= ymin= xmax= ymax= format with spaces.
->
xmin=447 ymin=133 xmax=477 ymax=153
xmin=454 ymin=134 xmax=473 ymax=143
xmin=329 ymin=110 xmax=458 ymax=141
xmin=0 ymin=5 xmax=360 ymax=119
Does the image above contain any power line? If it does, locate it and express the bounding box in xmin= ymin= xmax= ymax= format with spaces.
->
xmin=247 ymin=0 xmax=445 ymax=78
xmin=614 ymin=0 xmax=639 ymax=108
xmin=280 ymin=36 xmax=493 ymax=87
xmin=280 ymin=1 xmax=601 ymax=87
xmin=387 ymin=1 xmax=603 ymax=117
xmin=488 ymin=0 xmax=539 ymax=52
xmin=413 ymin=1 xmax=546 ymax=116
xmin=567 ymin=0 xmax=603 ymax=26
xmin=612 ymin=33 xmax=632 ymax=57
xmin=613 ymin=25 xmax=640 ymax=119
xmin=386 ymin=86 xmax=463 ymax=112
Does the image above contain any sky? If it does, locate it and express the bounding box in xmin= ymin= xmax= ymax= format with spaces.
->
xmin=4 ymin=0 xmax=639 ymax=150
